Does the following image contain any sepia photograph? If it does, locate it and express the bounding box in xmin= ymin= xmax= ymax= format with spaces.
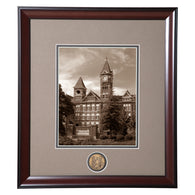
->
xmin=57 ymin=46 xmax=138 ymax=147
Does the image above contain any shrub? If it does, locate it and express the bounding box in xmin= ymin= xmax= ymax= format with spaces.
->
xmin=80 ymin=139 xmax=91 ymax=145
xmin=116 ymin=134 xmax=124 ymax=141
xmin=110 ymin=135 xmax=117 ymax=140
xmin=100 ymin=135 xmax=108 ymax=140
xmin=124 ymin=134 xmax=133 ymax=141
xmin=59 ymin=136 xmax=74 ymax=145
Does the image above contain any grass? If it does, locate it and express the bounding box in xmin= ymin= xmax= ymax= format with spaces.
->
xmin=59 ymin=135 xmax=136 ymax=146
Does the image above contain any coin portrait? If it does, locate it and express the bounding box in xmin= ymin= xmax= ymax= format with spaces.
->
xmin=87 ymin=152 xmax=107 ymax=172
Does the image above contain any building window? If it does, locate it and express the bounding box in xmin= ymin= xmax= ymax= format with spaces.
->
xmin=83 ymin=104 xmax=86 ymax=111
xmin=76 ymin=105 xmax=80 ymax=111
xmin=80 ymin=105 xmax=83 ymax=112
xmin=92 ymin=104 xmax=95 ymax=111
xmin=96 ymin=104 xmax=100 ymax=111
xmin=87 ymin=104 xmax=91 ymax=111
xmin=96 ymin=114 xmax=99 ymax=120
xmin=76 ymin=113 xmax=80 ymax=120
xmin=82 ymin=113 xmax=85 ymax=120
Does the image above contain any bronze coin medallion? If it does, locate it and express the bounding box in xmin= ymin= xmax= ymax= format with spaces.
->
xmin=87 ymin=152 xmax=107 ymax=172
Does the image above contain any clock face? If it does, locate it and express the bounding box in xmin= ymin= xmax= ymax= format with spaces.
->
xmin=103 ymin=76 xmax=108 ymax=81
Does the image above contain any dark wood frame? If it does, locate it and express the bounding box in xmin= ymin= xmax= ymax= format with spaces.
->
xmin=18 ymin=7 xmax=177 ymax=188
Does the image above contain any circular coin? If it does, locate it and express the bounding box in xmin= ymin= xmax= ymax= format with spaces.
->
xmin=87 ymin=152 xmax=107 ymax=172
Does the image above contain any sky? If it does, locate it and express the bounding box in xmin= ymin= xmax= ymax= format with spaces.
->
xmin=58 ymin=46 xmax=137 ymax=97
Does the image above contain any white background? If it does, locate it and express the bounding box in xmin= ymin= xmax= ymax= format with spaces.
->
xmin=0 ymin=0 xmax=194 ymax=194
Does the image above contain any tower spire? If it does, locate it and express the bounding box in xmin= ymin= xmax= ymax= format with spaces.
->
xmin=74 ymin=77 xmax=86 ymax=89
xmin=73 ymin=77 xmax=86 ymax=102
xmin=100 ymin=57 xmax=112 ymax=74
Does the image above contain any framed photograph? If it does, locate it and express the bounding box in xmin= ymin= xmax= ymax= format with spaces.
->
xmin=57 ymin=45 xmax=138 ymax=148
xmin=18 ymin=7 xmax=177 ymax=188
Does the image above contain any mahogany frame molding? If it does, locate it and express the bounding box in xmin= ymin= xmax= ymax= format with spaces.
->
xmin=18 ymin=7 xmax=177 ymax=188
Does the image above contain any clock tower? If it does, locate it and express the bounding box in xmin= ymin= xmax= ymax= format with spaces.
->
xmin=100 ymin=57 xmax=113 ymax=101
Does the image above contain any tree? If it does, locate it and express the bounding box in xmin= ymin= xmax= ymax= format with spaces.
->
xmin=129 ymin=111 xmax=136 ymax=130
xmin=59 ymin=84 xmax=75 ymax=135
xmin=102 ymin=96 xmax=129 ymax=136
xmin=119 ymin=107 xmax=130 ymax=135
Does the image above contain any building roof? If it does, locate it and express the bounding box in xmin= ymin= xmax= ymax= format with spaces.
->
xmin=100 ymin=57 xmax=112 ymax=74
xmin=113 ymin=95 xmax=122 ymax=101
xmin=123 ymin=90 xmax=131 ymax=97
xmin=83 ymin=90 xmax=101 ymax=101
xmin=74 ymin=77 xmax=86 ymax=89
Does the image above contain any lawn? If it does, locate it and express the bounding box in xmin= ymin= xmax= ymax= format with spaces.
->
xmin=59 ymin=135 xmax=136 ymax=146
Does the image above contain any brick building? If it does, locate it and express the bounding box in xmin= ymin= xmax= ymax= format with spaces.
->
xmin=72 ymin=58 xmax=136 ymax=135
